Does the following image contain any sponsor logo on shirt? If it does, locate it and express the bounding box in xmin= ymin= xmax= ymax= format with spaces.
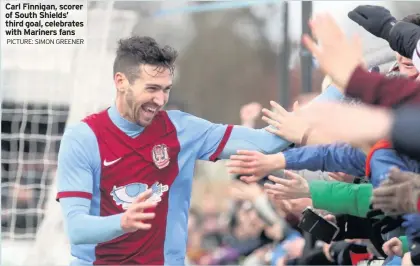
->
xmin=110 ymin=182 xmax=169 ymax=210
xmin=103 ymin=157 xmax=122 ymax=166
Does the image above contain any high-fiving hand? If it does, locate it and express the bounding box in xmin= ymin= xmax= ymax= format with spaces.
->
xmin=262 ymin=101 xmax=310 ymax=144
xmin=372 ymin=167 xmax=420 ymax=215
xmin=264 ymin=171 xmax=311 ymax=200
xmin=226 ymin=150 xmax=285 ymax=183
xmin=288 ymin=101 xmax=392 ymax=147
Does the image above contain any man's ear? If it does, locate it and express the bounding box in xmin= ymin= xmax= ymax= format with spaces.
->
xmin=114 ymin=72 xmax=129 ymax=93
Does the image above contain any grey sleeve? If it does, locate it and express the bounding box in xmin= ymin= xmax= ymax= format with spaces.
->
xmin=271 ymin=169 xmax=333 ymax=182
xmin=294 ymin=170 xmax=333 ymax=182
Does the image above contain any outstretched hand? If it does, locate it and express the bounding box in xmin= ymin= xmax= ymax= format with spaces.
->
xmin=264 ymin=170 xmax=311 ymax=200
xmin=372 ymin=167 xmax=420 ymax=215
xmin=328 ymin=172 xmax=355 ymax=183
xmin=263 ymin=101 xmax=309 ymax=144
xmin=226 ymin=150 xmax=285 ymax=183
xmin=289 ymin=101 xmax=392 ymax=147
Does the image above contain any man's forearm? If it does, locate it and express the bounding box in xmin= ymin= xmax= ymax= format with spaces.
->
xmin=310 ymin=181 xmax=372 ymax=217
xmin=283 ymin=144 xmax=366 ymax=177
xmin=61 ymin=198 xmax=125 ymax=245
xmin=346 ymin=66 xmax=420 ymax=107
xmin=283 ymin=146 xmax=337 ymax=172
xmin=305 ymin=129 xmax=337 ymax=145
xmin=219 ymin=127 xmax=290 ymax=158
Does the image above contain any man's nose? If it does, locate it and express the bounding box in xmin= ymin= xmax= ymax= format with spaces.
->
xmin=153 ymin=91 xmax=165 ymax=106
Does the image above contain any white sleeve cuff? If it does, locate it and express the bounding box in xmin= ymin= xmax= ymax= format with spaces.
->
xmin=413 ymin=40 xmax=420 ymax=72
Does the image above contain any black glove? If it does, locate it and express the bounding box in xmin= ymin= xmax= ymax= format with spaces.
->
xmin=366 ymin=208 xmax=403 ymax=234
xmin=388 ymin=21 xmax=420 ymax=58
xmin=372 ymin=216 xmax=404 ymax=234
xmin=334 ymin=215 xmax=373 ymax=240
xmin=348 ymin=5 xmax=397 ymax=41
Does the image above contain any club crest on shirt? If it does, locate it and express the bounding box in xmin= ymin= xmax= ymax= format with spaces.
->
xmin=110 ymin=182 xmax=169 ymax=210
xmin=152 ymin=144 xmax=170 ymax=169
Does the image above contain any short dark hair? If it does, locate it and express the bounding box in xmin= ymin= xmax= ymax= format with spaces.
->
xmin=402 ymin=14 xmax=420 ymax=26
xmin=113 ymin=36 xmax=178 ymax=84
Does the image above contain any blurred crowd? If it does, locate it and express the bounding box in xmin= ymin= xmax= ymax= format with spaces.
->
xmin=184 ymin=5 xmax=420 ymax=266
xmin=185 ymin=102 xmax=313 ymax=266
xmin=184 ymin=102 xmax=360 ymax=266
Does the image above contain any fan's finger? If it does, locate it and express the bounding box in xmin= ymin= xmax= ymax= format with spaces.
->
xmin=229 ymin=155 xmax=255 ymax=162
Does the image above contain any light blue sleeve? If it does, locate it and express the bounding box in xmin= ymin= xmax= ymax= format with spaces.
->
xmin=219 ymin=85 xmax=345 ymax=159
xmin=166 ymin=110 xmax=230 ymax=161
xmin=57 ymin=123 xmax=125 ymax=245
xmin=167 ymin=86 xmax=344 ymax=161
xmin=283 ymin=143 xmax=366 ymax=177
xmin=57 ymin=123 xmax=97 ymax=195
xmin=61 ymin=198 xmax=125 ymax=245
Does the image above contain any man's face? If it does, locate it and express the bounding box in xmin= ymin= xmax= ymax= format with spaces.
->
xmin=396 ymin=52 xmax=419 ymax=78
xmin=116 ymin=64 xmax=172 ymax=126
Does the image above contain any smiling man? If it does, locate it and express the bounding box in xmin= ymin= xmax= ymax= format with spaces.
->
xmin=56 ymin=36 xmax=343 ymax=266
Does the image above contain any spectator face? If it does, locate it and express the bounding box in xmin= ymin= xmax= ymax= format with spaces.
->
xmin=234 ymin=202 xmax=264 ymax=238
xmin=396 ymin=52 xmax=419 ymax=78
